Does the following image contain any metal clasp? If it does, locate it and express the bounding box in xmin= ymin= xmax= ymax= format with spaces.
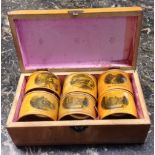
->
xmin=70 ymin=126 xmax=88 ymax=132
xmin=107 ymin=67 xmax=120 ymax=70
xmin=68 ymin=10 xmax=84 ymax=16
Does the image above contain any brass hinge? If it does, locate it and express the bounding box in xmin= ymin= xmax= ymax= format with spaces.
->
xmin=68 ymin=10 xmax=84 ymax=16
xmin=35 ymin=69 xmax=57 ymax=73
xmin=35 ymin=69 xmax=48 ymax=71
xmin=106 ymin=67 xmax=120 ymax=70
xmin=48 ymin=69 xmax=53 ymax=73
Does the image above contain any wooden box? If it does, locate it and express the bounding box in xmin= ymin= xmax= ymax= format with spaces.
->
xmin=6 ymin=7 xmax=151 ymax=146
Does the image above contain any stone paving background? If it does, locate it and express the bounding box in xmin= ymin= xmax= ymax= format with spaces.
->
xmin=1 ymin=0 xmax=154 ymax=155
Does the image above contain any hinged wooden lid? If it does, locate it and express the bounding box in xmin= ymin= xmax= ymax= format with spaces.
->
xmin=8 ymin=7 xmax=143 ymax=72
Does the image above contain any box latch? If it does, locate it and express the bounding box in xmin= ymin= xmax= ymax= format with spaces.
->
xmin=68 ymin=10 xmax=84 ymax=16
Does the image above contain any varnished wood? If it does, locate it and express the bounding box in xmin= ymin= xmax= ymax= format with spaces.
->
xmin=17 ymin=70 xmax=138 ymax=76
xmin=7 ymin=119 xmax=150 ymax=128
xmin=7 ymin=74 xmax=25 ymax=125
xmin=8 ymin=7 xmax=143 ymax=16
xmin=132 ymin=12 xmax=143 ymax=70
xmin=133 ymin=71 xmax=150 ymax=120
xmin=8 ymin=17 xmax=25 ymax=71
xmin=8 ymin=124 xmax=149 ymax=146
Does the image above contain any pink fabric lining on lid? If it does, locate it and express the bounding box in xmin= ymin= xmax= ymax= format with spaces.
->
xmin=14 ymin=16 xmax=138 ymax=70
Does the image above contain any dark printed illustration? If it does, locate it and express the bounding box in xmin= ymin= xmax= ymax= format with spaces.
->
xmin=30 ymin=96 xmax=55 ymax=111
xmin=63 ymin=95 xmax=89 ymax=109
xmin=70 ymin=74 xmax=95 ymax=90
xmin=101 ymin=96 xmax=128 ymax=109
xmin=35 ymin=73 xmax=59 ymax=91
xmin=104 ymin=74 xmax=127 ymax=84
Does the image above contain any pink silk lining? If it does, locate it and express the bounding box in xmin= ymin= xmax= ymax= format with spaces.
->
xmin=15 ymin=16 xmax=137 ymax=70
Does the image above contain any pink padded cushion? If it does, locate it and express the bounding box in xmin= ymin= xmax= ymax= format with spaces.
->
xmin=15 ymin=16 xmax=138 ymax=70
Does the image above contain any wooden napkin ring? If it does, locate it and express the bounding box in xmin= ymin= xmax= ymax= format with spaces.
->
xmin=18 ymin=91 xmax=59 ymax=121
xmin=58 ymin=92 xmax=97 ymax=120
xmin=63 ymin=73 xmax=97 ymax=99
xmin=98 ymin=69 xmax=133 ymax=97
xmin=98 ymin=89 xmax=137 ymax=119
xmin=25 ymin=71 xmax=61 ymax=97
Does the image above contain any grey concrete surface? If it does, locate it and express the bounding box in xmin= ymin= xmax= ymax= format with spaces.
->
xmin=1 ymin=0 xmax=154 ymax=154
